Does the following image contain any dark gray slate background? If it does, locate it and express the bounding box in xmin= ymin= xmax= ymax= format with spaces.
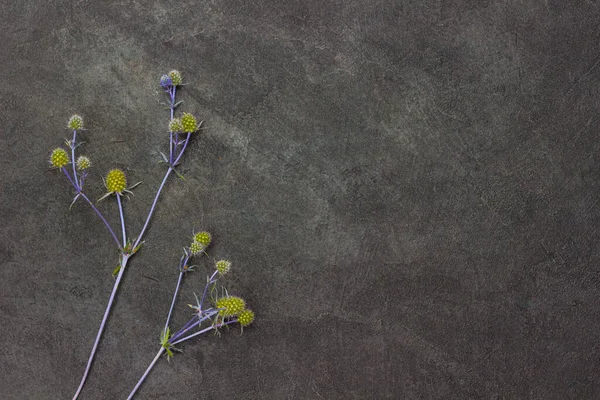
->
xmin=1 ymin=1 xmax=600 ymax=399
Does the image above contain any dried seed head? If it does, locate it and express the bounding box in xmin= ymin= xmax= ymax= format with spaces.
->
xmin=181 ymin=112 xmax=197 ymax=132
xmin=68 ymin=115 xmax=83 ymax=130
xmin=105 ymin=169 xmax=127 ymax=193
xmin=50 ymin=148 xmax=69 ymax=168
xmin=76 ymin=156 xmax=91 ymax=170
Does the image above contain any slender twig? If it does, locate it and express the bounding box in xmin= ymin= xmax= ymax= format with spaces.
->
xmin=164 ymin=271 xmax=183 ymax=334
xmin=171 ymin=320 xmax=236 ymax=346
xmin=116 ymin=194 xmax=127 ymax=248
xmin=133 ymin=168 xmax=173 ymax=249
xmin=127 ymin=347 xmax=164 ymax=400
xmin=71 ymin=130 xmax=79 ymax=189
xmin=73 ymin=255 xmax=130 ymax=400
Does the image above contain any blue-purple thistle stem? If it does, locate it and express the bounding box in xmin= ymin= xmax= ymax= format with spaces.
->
xmin=116 ymin=193 xmax=127 ymax=248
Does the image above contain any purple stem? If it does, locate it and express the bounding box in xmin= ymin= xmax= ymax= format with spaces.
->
xmin=73 ymin=254 xmax=130 ymax=400
xmin=116 ymin=193 xmax=127 ymax=248
xmin=61 ymin=168 xmax=121 ymax=249
xmin=173 ymin=133 xmax=191 ymax=165
xmin=127 ymin=347 xmax=164 ymax=400
xmin=171 ymin=319 xmax=237 ymax=346
xmin=163 ymin=271 xmax=184 ymax=334
xmin=80 ymin=192 xmax=122 ymax=249
xmin=71 ymin=130 xmax=79 ymax=189
xmin=200 ymin=270 xmax=219 ymax=309
xmin=132 ymin=167 xmax=173 ymax=249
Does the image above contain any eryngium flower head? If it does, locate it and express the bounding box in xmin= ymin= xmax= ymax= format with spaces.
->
xmin=168 ymin=70 xmax=182 ymax=86
xmin=190 ymin=241 xmax=205 ymax=256
xmin=169 ymin=118 xmax=183 ymax=133
xmin=238 ymin=309 xmax=255 ymax=327
xmin=50 ymin=148 xmax=69 ymax=168
xmin=215 ymin=260 xmax=231 ymax=275
xmin=181 ymin=112 xmax=197 ymax=132
xmin=68 ymin=115 xmax=83 ymax=130
xmin=160 ymin=74 xmax=172 ymax=89
xmin=216 ymin=296 xmax=246 ymax=317
xmin=76 ymin=156 xmax=91 ymax=170
xmin=193 ymin=231 xmax=212 ymax=247
xmin=105 ymin=169 xmax=127 ymax=193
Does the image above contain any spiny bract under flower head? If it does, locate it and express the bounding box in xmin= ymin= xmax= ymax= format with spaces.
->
xmin=160 ymin=74 xmax=172 ymax=89
xmin=50 ymin=148 xmax=69 ymax=168
xmin=105 ymin=169 xmax=127 ymax=193
xmin=181 ymin=113 xmax=197 ymax=132
xmin=168 ymin=70 xmax=182 ymax=86
xmin=68 ymin=115 xmax=83 ymax=130
xmin=216 ymin=296 xmax=245 ymax=317
xmin=194 ymin=231 xmax=212 ymax=247
xmin=238 ymin=309 xmax=255 ymax=327
xmin=169 ymin=118 xmax=183 ymax=133
xmin=190 ymin=241 xmax=205 ymax=256
xmin=216 ymin=260 xmax=231 ymax=275
xmin=76 ymin=156 xmax=91 ymax=170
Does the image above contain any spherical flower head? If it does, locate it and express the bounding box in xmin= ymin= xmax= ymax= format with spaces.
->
xmin=190 ymin=240 xmax=204 ymax=256
xmin=194 ymin=231 xmax=212 ymax=247
xmin=169 ymin=118 xmax=183 ymax=133
xmin=181 ymin=113 xmax=198 ymax=133
xmin=68 ymin=115 xmax=83 ymax=130
xmin=216 ymin=296 xmax=246 ymax=317
xmin=76 ymin=156 xmax=91 ymax=170
xmin=105 ymin=169 xmax=127 ymax=193
xmin=168 ymin=70 xmax=182 ymax=86
xmin=215 ymin=260 xmax=231 ymax=275
xmin=50 ymin=148 xmax=69 ymax=168
xmin=160 ymin=74 xmax=172 ymax=89
xmin=238 ymin=309 xmax=255 ymax=327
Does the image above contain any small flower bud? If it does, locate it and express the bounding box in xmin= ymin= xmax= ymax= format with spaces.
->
xmin=160 ymin=74 xmax=172 ymax=89
xmin=181 ymin=112 xmax=198 ymax=132
xmin=50 ymin=148 xmax=69 ymax=168
xmin=238 ymin=309 xmax=255 ymax=327
xmin=190 ymin=241 xmax=205 ymax=256
xmin=169 ymin=118 xmax=183 ymax=133
xmin=193 ymin=231 xmax=212 ymax=247
xmin=168 ymin=70 xmax=182 ymax=86
xmin=76 ymin=156 xmax=91 ymax=170
xmin=105 ymin=169 xmax=127 ymax=193
xmin=216 ymin=296 xmax=246 ymax=317
xmin=215 ymin=260 xmax=231 ymax=275
xmin=68 ymin=115 xmax=84 ymax=130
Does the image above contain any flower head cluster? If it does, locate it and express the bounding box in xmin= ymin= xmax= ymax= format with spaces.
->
xmin=181 ymin=113 xmax=198 ymax=133
xmin=215 ymin=260 xmax=231 ymax=275
xmin=76 ymin=156 xmax=91 ymax=170
xmin=50 ymin=148 xmax=69 ymax=168
xmin=238 ymin=309 xmax=255 ymax=327
xmin=169 ymin=118 xmax=183 ymax=133
xmin=105 ymin=169 xmax=127 ymax=193
xmin=168 ymin=70 xmax=182 ymax=86
xmin=160 ymin=74 xmax=172 ymax=89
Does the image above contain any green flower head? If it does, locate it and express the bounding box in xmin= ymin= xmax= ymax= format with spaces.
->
xmin=193 ymin=231 xmax=212 ymax=247
xmin=181 ymin=113 xmax=198 ymax=133
xmin=215 ymin=260 xmax=231 ymax=275
xmin=216 ymin=296 xmax=245 ymax=317
xmin=50 ymin=148 xmax=69 ymax=168
xmin=238 ymin=309 xmax=255 ymax=327
xmin=168 ymin=70 xmax=182 ymax=86
xmin=68 ymin=115 xmax=83 ymax=130
xmin=76 ymin=156 xmax=91 ymax=170
xmin=190 ymin=241 xmax=205 ymax=256
xmin=105 ymin=169 xmax=127 ymax=193
xmin=169 ymin=118 xmax=183 ymax=133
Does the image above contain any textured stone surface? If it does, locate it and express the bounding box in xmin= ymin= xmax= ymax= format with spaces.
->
xmin=2 ymin=1 xmax=600 ymax=398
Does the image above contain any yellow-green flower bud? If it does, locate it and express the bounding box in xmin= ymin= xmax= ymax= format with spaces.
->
xmin=68 ymin=115 xmax=83 ymax=130
xmin=215 ymin=260 xmax=231 ymax=275
xmin=169 ymin=118 xmax=183 ymax=133
xmin=168 ymin=70 xmax=182 ymax=86
xmin=76 ymin=156 xmax=91 ymax=170
xmin=181 ymin=113 xmax=197 ymax=132
xmin=216 ymin=296 xmax=246 ymax=317
xmin=105 ymin=169 xmax=127 ymax=193
xmin=190 ymin=241 xmax=204 ymax=256
xmin=193 ymin=231 xmax=211 ymax=247
xmin=238 ymin=309 xmax=255 ymax=327
xmin=50 ymin=148 xmax=69 ymax=168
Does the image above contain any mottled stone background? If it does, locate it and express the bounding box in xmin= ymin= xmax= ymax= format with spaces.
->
xmin=2 ymin=1 xmax=600 ymax=399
